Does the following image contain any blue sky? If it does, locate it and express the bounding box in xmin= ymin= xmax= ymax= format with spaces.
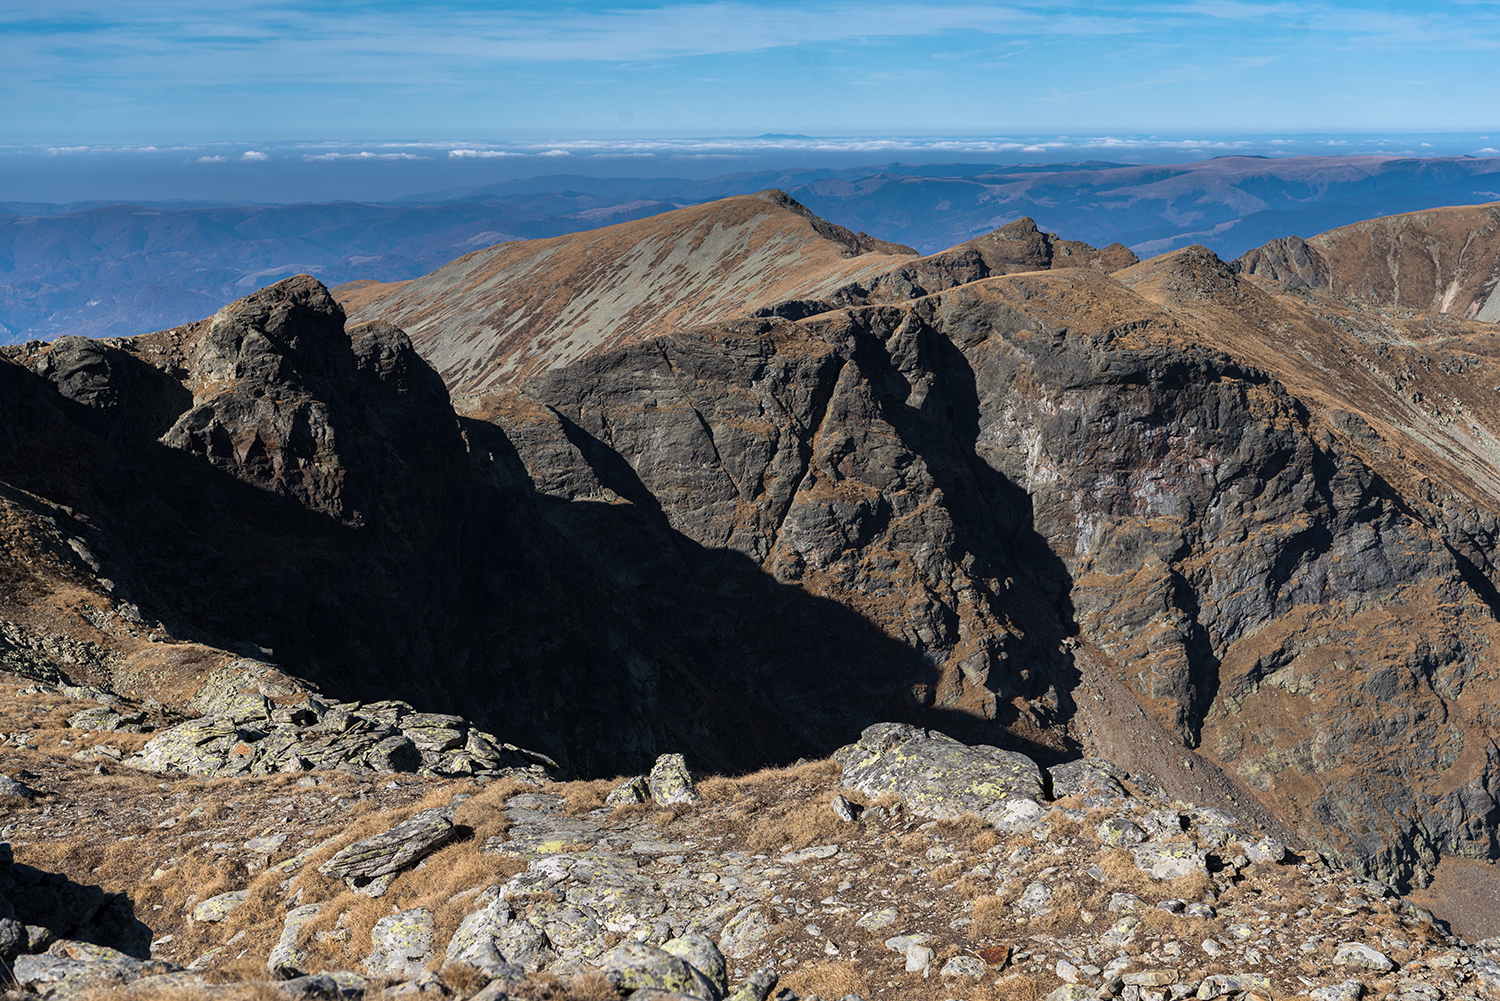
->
xmin=3 ymin=1 xmax=1499 ymax=142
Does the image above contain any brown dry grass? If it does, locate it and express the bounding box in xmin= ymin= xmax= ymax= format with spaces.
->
xmin=1027 ymin=882 xmax=1083 ymax=932
xmin=453 ymin=776 xmax=534 ymax=841
xmin=779 ymin=959 xmax=870 ymax=1000
xmin=1137 ymin=903 xmax=1227 ymax=942
xmin=562 ymin=778 xmax=614 ymax=815
xmin=971 ymin=894 xmax=1014 ymax=941
xmin=202 ymin=776 xmax=580 ymax=975
xmin=699 ymin=759 xmax=861 ymax=855
xmin=1097 ymin=848 xmax=1212 ymax=902
xmin=503 ymin=971 xmax=619 ymax=1001
xmin=79 ymin=984 xmax=285 ymax=1001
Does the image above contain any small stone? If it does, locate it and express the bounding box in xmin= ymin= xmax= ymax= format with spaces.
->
xmin=1310 ymin=982 xmax=1365 ymax=1001
xmin=1108 ymin=893 xmax=1144 ymax=913
xmin=855 ymin=907 xmax=898 ymax=930
xmin=977 ymin=944 xmax=1011 ymax=968
xmin=191 ymin=891 xmax=247 ymax=923
xmin=940 ymin=955 xmax=986 ymax=979
xmin=1334 ymin=942 xmax=1395 ymax=972
xmin=1018 ymin=881 xmax=1052 ymax=913
xmin=1046 ymin=986 xmax=1098 ymax=1001
xmin=1097 ymin=817 xmax=1147 ymax=846
xmin=0 ymin=775 xmax=35 ymax=799
xmin=1200 ymin=940 xmax=1223 ymax=957
xmin=1124 ymin=970 xmax=1179 ymax=987
xmin=1130 ymin=843 xmax=1208 ymax=880
xmin=726 ymin=966 xmax=779 ymax=1001
xmin=884 ymin=933 xmax=934 ymax=955
xmin=1057 ymin=959 xmax=1083 ymax=983
xmin=1245 ymin=837 xmax=1287 ymax=865
xmin=1197 ymin=974 xmax=1271 ymax=999
xmin=905 ymin=944 xmax=935 ymax=973
xmin=1102 ymin=915 xmax=1141 ymax=948
xmin=244 ymin=833 xmax=287 ymax=854
xmin=720 ymin=906 xmax=772 ymax=959
xmin=831 ymin=794 xmax=859 ymax=822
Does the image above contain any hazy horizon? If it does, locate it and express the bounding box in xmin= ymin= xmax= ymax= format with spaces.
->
xmin=3 ymin=132 xmax=1499 ymax=205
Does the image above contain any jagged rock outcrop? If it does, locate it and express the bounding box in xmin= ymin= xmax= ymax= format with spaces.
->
xmin=122 ymin=696 xmax=555 ymax=780
xmin=754 ymin=215 xmax=1139 ymax=319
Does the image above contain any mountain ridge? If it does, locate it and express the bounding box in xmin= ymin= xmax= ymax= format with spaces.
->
xmin=6 ymin=195 xmax=1500 ymax=955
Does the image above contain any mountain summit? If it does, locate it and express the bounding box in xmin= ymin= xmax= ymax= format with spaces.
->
xmin=337 ymin=190 xmax=917 ymax=392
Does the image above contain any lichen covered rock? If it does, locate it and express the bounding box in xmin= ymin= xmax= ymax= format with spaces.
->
xmin=834 ymin=723 xmax=1044 ymax=826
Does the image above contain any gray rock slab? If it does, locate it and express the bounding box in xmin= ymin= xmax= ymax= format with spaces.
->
xmin=834 ymin=722 xmax=1044 ymax=826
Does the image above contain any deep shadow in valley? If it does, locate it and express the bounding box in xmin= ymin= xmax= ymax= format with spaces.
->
xmin=0 ymin=313 xmax=1094 ymax=781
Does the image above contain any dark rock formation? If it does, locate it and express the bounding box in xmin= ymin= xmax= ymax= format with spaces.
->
xmin=8 ymin=194 xmax=1500 ymax=892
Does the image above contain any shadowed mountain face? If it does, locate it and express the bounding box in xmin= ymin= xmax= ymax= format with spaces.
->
xmin=8 ymin=195 xmax=1500 ymax=891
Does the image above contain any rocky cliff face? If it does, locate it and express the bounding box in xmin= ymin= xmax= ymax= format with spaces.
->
xmin=7 ymin=195 xmax=1500 ymax=894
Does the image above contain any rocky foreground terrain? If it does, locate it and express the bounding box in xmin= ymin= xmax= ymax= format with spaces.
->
xmin=5 ymin=189 xmax=1500 ymax=996
xmin=5 ymin=675 xmax=1500 ymax=1001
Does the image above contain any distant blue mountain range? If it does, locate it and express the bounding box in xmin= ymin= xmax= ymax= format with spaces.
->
xmin=3 ymin=154 xmax=1499 ymax=343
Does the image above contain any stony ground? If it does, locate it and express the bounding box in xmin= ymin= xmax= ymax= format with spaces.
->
xmin=4 ymin=676 xmax=1500 ymax=1001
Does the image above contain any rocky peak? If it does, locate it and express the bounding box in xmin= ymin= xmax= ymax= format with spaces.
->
xmin=334 ymin=191 xmax=921 ymax=392
xmin=193 ymin=273 xmax=352 ymax=395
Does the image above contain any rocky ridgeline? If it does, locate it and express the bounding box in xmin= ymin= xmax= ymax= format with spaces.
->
xmin=9 ymin=723 xmax=1500 ymax=1001
xmin=114 ymin=694 xmax=559 ymax=781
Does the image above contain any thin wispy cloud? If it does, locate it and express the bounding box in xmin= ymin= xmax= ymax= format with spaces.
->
xmin=3 ymin=1 xmax=1498 ymax=140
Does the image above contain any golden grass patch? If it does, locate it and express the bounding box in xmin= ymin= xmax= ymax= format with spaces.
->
xmin=1097 ymin=847 xmax=1211 ymax=902
xmin=779 ymin=959 xmax=870 ymax=1000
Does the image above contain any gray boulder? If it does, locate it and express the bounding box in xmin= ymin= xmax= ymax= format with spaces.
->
xmin=606 ymin=775 xmax=651 ymax=806
xmin=834 ymin=723 xmax=1044 ymax=826
xmin=600 ymin=940 xmax=722 ymax=1000
xmin=661 ymin=934 xmax=728 ymax=998
xmin=648 ymin=754 xmax=702 ymax=805
xmin=364 ymin=906 xmax=434 ymax=978
xmin=266 ymin=904 xmax=322 ymax=978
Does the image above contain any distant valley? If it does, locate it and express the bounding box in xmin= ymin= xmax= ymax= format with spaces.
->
xmin=4 ymin=153 xmax=1500 ymax=344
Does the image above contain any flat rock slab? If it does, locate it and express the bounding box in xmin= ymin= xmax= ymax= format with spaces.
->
xmin=12 ymin=940 xmax=178 ymax=995
xmin=834 ymin=722 xmax=1045 ymax=826
xmin=319 ymin=807 xmax=455 ymax=887
xmin=1130 ymin=842 xmax=1208 ymax=880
